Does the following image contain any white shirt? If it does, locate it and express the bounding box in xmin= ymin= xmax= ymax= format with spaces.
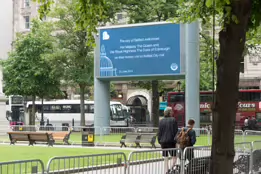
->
xmin=244 ymin=119 xmax=248 ymax=126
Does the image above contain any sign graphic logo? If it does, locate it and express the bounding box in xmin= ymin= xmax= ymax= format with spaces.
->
xmin=102 ymin=31 xmax=110 ymax=40
xmin=174 ymin=104 xmax=183 ymax=111
xmin=170 ymin=63 xmax=178 ymax=71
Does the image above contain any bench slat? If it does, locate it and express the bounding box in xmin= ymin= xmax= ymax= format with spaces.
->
xmin=7 ymin=132 xmax=54 ymax=146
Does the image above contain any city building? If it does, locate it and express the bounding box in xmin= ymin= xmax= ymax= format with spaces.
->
xmin=0 ymin=0 xmax=13 ymax=125
xmin=0 ymin=1 xmax=13 ymax=60
xmin=239 ymin=46 xmax=261 ymax=89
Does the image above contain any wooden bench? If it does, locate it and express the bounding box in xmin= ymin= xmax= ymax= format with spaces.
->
xmin=120 ymin=132 xmax=140 ymax=148
xmin=135 ymin=133 xmax=157 ymax=148
xmin=7 ymin=132 xmax=54 ymax=146
xmin=47 ymin=131 xmax=71 ymax=145
xmin=184 ymin=156 xmax=211 ymax=174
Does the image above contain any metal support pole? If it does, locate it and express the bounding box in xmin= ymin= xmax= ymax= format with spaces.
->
xmin=185 ymin=21 xmax=200 ymax=130
xmin=94 ymin=34 xmax=111 ymax=135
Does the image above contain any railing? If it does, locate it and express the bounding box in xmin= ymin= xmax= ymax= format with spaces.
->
xmin=1 ymin=141 xmax=260 ymax=173
xmin=46 ymin=152 xmax=127 ymax=174
xmin=1 ymin=125 xmax=261 ymax=147
xmin=0 ymin=159 xmax=45 ymax=174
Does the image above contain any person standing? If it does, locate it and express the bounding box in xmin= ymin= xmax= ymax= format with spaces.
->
xmin=176 ymin=119 xmax=197 ymax=163
xmin=158 ymin=107 xmax=179 ymax=173
xmin=244 ymin=117 xmax=249 ymax=130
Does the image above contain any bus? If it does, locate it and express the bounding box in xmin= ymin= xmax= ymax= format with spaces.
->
xmin=25 ymin=100 xmax=129 ymax=127
xmin=6 ymin=95 xmax=25 ymax=126
xmin=167 ymin=90 xmax=261 ymax=128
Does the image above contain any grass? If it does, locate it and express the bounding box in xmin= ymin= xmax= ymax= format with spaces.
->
xmin=0 ymin=132 xmax=260 ymax=173
xmin=1 ymin=131 xmax=261 ymax=146
xmin=0 ymin=145 xmax=131 ymax=173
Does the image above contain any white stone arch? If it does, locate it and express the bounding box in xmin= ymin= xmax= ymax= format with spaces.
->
xmin=127 ymin=89 xmax=152 ymax=121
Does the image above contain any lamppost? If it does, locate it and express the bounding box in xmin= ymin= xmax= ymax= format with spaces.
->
xmin=177 ymin=81 xmax=181 ymax=93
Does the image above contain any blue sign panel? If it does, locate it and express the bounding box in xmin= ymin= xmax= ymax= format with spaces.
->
xmin=99 ymin=23 xmax=181 ymax=77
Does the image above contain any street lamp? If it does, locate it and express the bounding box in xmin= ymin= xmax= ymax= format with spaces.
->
xmin=177 ymin=81 xmax=181 ymax=93
xmin=117 ymin=93 xmax=123 ymax=98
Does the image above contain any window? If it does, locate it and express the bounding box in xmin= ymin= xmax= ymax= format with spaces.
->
xmin=169 ymin=94 xmax=185 ymax=102
xmin=110 ymin=104 xmax=125 ymax=121
xmin=88 ymin=104 xmax=94 ymax=113
xmin=256 ymin=113 xmax=261 ymax=120
xmin=200 ymin=94 xmax=213 ymax=102
xmin=24 ymin=0 xmax=30 ymax=7
xmin=50 ymin=105 xmax=62 ymax=112
xmin=11 ymin=96 xmax=23 ymax=104
xmin=24 ymin=16 xmax=30 ymax=29
xmin=239 ymin=92 xmax=261 ymax=101
xmin=41 ymin=104 xmax=80 ymax=113
xmin=117 ymin=13 xmax=123 ymax=20
xmin=200 ymin=113 xmax=212 ymax=123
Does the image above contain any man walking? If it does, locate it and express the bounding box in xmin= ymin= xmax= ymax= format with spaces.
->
xmin=158 ymin=107 xmax=179 ymax=173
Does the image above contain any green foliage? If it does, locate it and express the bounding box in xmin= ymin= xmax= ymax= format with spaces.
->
xmin=45 ymin=0 xmax=94 ymax=126
xmin=46 ymin=0 xmax=94 ymax=88
xmin=116 ymin=0 xmax=178 ymax=23
xmin=199 ymin=21 xmax=218 ymax=91
xmin=2 ymin=20 xmax=61 ymax=98
xmin=34 ymin=0 xmax=119 ymax=46
xmin=173 ymin=0 xmax=261 ymax=30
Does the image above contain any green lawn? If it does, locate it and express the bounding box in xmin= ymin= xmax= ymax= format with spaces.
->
xmin=1 ymin=132 xmax=260 ymax=146
xmin=0 ymin=132 xmax=260 ymax=173
xmin=69 ymin=132 xmax=261 ymax=146
xmin=0 ymin=145 xmax=131 ymax=173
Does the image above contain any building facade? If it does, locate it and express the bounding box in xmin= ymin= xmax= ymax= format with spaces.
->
xmin=239 ymin=47 xmax=261 ymax=89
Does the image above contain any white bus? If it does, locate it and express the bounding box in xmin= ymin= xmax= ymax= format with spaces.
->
xmin=25 ymin=100 xmax=129 ymax=127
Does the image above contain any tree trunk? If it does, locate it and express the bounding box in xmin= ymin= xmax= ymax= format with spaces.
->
xmin=30 ymin=95 xmax=36 ymax=125
xmin=151 ymin=80 xmax=159 ymax=127
xmin=79 ymin=85 xmax=86 ymax=126
xmin=210 ymin=1 xmax=251 ymax=174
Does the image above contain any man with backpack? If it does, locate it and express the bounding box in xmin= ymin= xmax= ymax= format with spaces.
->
xmin=176 ymin=119 xmax=197 ymax=162
xmin=158 ymin=107 xmax=179 ymax=174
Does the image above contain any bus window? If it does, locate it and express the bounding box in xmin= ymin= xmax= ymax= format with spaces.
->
xmin=110 ymin=104 xmax=125 ymax=121
xmin=169 ymin=94 xmax=185 ymax=102
xmin=200 ymin=94 xmax=213 ymax=102
xmin=239 ymin=92 xmax=261 ymax=101
xmin=256 ymin=113 xmax=261 ymax=121
xmin=89 ymin=104 xmax=94 ymax=113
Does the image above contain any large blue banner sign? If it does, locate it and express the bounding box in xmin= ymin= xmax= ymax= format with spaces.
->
xmin=99 ymin=23 xmax=182 ymax=78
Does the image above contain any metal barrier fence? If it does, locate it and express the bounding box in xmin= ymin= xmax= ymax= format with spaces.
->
xmin=127 ymin=148 xmax=182 ymax=174
xmin=46 ymin=152 xmax=127 ymax=174
xmin=181 ymin=146 xmax=211 ymax=174
xmin=1 ymin=125 xmax=261 ymax=147
xmin=0 ymin=159 xmax=45 ymax=174
xmin=0 ymin=141 xmax=260 ymax=173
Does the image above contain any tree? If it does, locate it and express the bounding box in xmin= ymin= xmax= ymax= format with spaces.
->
xmin=35 ymin=0 xmax=261 ymax=172
xmin=2 ymin=20 xmax=61 ymax=125
xmin=172 ymin=0 xmax=261 ymax=173
xmin=46 ymin=0 xmax=94 ymax=126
